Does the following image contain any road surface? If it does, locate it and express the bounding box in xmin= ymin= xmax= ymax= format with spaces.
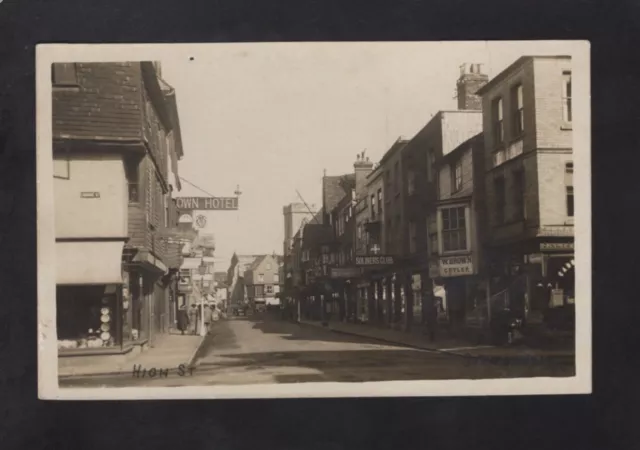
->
xmin=60 ymin=313 xmax=574 ymax=388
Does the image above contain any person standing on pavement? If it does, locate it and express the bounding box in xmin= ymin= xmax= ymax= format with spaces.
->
xmin=188 ymin=304 xmax=198 ymax=335
xmin=177 ymin=304 xmax=189 ymax=335
xmin=203 ymin=303 xmax=213 ymax=334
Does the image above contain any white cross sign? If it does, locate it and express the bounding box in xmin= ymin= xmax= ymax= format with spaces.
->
xmin=370 ymin=244 xmax=381 ymax=255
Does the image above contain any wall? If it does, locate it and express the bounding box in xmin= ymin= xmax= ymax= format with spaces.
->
xmin=441 ymin=111 xmax=483 ymax=157
xmin=537 ymin=151 xmax=574 ymax=227
xmin=532 ymin=57 xmax=573 ymax=150
xmin=52 ymin=62 xmax=144 ymax=141
xmin=53 ymin=153 xmax=127 ymax=239
xmin=438 ymin=148 xmax=474 ymax=201
xmin=365 ymin=169 xmax=385 ymax=252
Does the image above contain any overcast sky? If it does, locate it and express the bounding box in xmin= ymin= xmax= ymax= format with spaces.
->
xmin=159 ymin=41 xmax=580 ymax=268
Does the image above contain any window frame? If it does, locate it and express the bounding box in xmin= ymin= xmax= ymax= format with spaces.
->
xmin=452 ymin=159 xmax=463 ymax=192
xmin=258 ymin=273 xmax=265 ymax=283
xmin=439 ymin=205 xmax=469 ymax=254
xmin=566 ymin=186 xmax=574 ymax=217
xmin=512 ymin=84 xmax=524 ymax=137
xmin=562 ymin=71 xmax=572 ymax=123
xmin=51 ymin=63 xmax=79 ymax=87
xmin=124 ymin=158 xmax=140 ymax=204
xmin=492 ymin=97 xmax=504 ymax=147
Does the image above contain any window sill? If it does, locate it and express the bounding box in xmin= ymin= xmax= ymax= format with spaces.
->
xmin=561 ymin=123 xmax=573 ymax=130
xmin=53 ymin=85 xmax=81 ymax=91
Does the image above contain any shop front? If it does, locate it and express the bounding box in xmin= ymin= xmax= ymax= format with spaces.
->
xmin=56 ymin=240 xmax=126 ymax=356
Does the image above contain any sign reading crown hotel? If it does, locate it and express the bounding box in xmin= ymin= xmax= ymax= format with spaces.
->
xmin=176 ymin=197 xmax=239 ymax=211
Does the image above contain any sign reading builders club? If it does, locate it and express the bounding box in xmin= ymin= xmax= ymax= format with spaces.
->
xmin=355 ymin=255 xmax=395 ymax=266
xmin=176 ymin=197 xmax=239 ymax=211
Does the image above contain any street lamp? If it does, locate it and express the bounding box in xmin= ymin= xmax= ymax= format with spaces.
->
xmin=198 ymin=262 xmax=207 ymax=337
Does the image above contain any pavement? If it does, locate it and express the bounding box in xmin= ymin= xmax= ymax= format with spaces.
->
xmin=298 ymin=319 xmax=575 ymax=361
xmin=59 ymin=313 xmax=575 ymax=388
xmin=58 ymin=331 xmax=205 ymax=379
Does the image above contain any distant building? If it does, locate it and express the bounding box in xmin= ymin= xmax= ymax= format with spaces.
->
xmin=226 ymin=253 xmax=261 ymax=307
xmin=244 ymin=254 xmax=283 ymax=308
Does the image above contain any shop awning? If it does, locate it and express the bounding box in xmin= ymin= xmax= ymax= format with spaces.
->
xmin=56 ymin=241 xmax=125 ymax=285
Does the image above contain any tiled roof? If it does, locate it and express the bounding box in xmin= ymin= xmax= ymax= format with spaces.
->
xmin=323 ymin=173 xmax=355 ymax=215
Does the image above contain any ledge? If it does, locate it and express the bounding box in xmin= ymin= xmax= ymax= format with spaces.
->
xmin=58 ymin=339 xmax=148 ymax=357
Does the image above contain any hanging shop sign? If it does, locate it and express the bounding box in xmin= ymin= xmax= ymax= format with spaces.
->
xmin=176 ymin=197 xmax=239 ymax=211
xmin=330 ymin=267 xmax=363 ymax=279
xmin=540 ymin=242 xmax=574 ymax=251
xmin=439 ymin=255 xmax=474 ymax=278
xmin=355 ymin=255 xmax=395 ymax=266
xmin=537 ymin=226 xmax=574 ymax=237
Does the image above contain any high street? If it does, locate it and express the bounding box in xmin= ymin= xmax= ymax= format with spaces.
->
xmin=60 ymin=313 xmax=574 ymax=388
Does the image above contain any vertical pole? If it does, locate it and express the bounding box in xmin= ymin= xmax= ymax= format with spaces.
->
xmin=200 ymin=276 xmax=206 ymax=337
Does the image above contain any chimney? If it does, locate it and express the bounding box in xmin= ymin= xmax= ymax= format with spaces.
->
xmin=457 ymin=63 xmax=488 ymax=110
xmin=354 ymin=150 xmax=374 ymax=198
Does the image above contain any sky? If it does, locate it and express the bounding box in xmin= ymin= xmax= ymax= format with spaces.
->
xmin=159 ymin=41 xmax=581 ymax=268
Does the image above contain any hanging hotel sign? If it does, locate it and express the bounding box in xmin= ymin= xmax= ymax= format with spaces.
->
xmin=540 ymin=242 xmax=574 ymax=251
xmin=439 ymin=255 xmax=474 ymax=278
xmin=176 ymin=197 xmax=239 ymax=211
xmin=330 ymin=267 xmax=363 ymax=279
xmin=355 ymin=255 xmax=395 ymax=266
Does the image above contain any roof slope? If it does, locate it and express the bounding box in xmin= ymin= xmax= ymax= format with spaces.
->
xmin=323 ymin=173 xmax=355 ymax=215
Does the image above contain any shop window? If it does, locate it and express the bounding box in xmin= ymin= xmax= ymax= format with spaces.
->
xmin=441 ymin=206 xmax=467 ymax=252
xmin=56 ymin=286 xmax=119 ymax=349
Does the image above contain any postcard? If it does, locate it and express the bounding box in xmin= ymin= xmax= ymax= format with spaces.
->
xmin=37 ymin=41 xmax=591 ymax=399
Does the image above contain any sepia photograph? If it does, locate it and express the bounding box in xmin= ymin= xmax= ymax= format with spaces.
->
xmin=36 ymin=41 xmax=591 ymax=399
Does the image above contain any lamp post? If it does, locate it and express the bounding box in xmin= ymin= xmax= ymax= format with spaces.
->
xmin=198 ymin=262 xmax=207 ymax=337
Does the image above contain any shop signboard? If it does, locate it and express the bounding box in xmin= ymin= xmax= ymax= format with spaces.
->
xmin=439 ymin=255 xmax=474 ymax=278
xmin=540 ymin=242 xmax=574 ymax=251
xmin=330 ymin=267 xmax=362 ymax=279
xmin=537 ymin=226 xmax=574 ymax=237
xmin=355 ymin=255 xmax=395 ymax=266
xmin=527 ymin=253 xmax=544 ymax=264
xmin=176 ymin=196 xmax=239 ymax=211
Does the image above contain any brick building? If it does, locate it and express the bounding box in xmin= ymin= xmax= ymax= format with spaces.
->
xmin=53 ymin=61 xmax=185 ymax=362
xmin=476 ymin=55 xmax=574 ymax=330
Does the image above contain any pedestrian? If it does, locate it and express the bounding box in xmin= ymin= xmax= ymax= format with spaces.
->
xmin=203 ymin=303 xmax=213 ymax=334
xmin=425 ymin=295 xmax=438 ymax=342
xmin=177 ymin=304 xmax=189 ymax=335
xmin=188 ymin=304 xmax=198 ymax=335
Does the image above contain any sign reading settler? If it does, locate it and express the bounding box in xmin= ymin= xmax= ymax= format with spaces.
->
xmin=439 ymin=256 xmax=474 ymax=277
xmin=176 ymin=197 xmax=239 ymax=210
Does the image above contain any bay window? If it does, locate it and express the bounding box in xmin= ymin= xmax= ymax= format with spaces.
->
xmin=441 ymin=206 xmax=468 ymax=252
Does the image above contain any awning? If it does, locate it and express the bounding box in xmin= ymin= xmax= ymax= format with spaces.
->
xmin=56 ymin=241 xmax=125 ymax=285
